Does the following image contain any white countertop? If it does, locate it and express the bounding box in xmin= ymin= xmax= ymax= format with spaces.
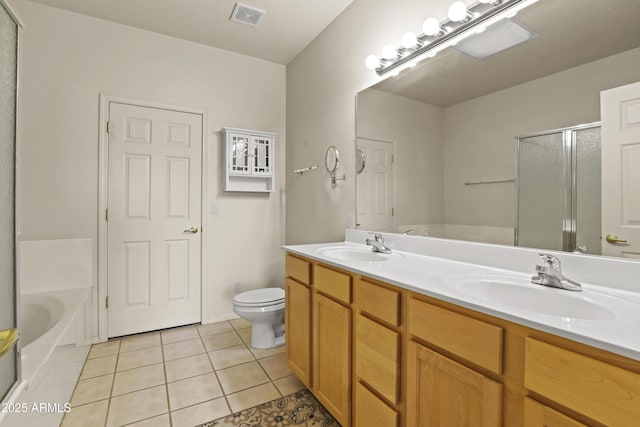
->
xmin=284 ymin=239 xmax=640 ymax=362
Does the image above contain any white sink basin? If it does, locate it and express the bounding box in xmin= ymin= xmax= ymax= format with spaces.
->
xmin=317 ymin=245 xmax=401 ymax=263
xmin=446 ymin=274 xmax=637 ymax=321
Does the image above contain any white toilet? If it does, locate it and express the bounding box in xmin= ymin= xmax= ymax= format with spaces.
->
xmin=232 ymin=287 xmax=285 ymax=349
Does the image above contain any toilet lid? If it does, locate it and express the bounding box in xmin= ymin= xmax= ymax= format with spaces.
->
xmin=234 ymin=287 xmax=285 ymax=306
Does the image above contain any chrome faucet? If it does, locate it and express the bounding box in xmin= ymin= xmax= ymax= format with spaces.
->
xmin=365 ymin=232 xmax=392 ymax=254
xmin=531 ymin=254 xmax=582 ymax=292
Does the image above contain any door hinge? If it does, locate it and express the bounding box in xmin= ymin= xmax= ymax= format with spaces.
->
xmin=106 ymin=120 xmax=112 ymax=134
xmin=105 ymin=209 xmax=109 ymax=221
xmin=391 ymin=154 xmax=395 ymax=163
xmin=392 ymin=208 xmax=395 ymax=216
xmin=105 ymin=296 xmax=109 ymax=309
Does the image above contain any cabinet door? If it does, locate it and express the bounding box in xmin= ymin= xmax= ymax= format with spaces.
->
xmin=524 ymin=398 xmax=587 ymax=427
xmin=285 ymin=278 xmax=311 ymax=387
xmin=227 ymin=133 xmax=251 ymax=175
xmin=251 ymin=135 xmax=273 ymax=176
xmin=407 ymin=341 xmax=502 ymax=427
xmin=313 ymin=293 xmax=351 ymax=426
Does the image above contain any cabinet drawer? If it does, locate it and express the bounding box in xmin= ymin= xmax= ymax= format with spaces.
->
xmin=525 ymin=338 xmax=640 ymax=426
xmin=408 ymin=298 xmax=503 ymax=375
xmin=355 ymin=382 xmax=399 ymax=427
xmin=356 ymin=315 xmax=400 ymax=404
xmin=286 ymin=254 xmax=311 ymax=285
xmin=356 ymin=279 xmax=400 ymax=326
xmin=523 ymin=397 xmax=587 ymax=427
xmin=315 ymin=264 xmax=352 ymax=304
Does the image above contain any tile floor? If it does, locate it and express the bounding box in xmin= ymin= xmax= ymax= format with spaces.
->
xmin=61 ymin=319 xmax=304 ymax=427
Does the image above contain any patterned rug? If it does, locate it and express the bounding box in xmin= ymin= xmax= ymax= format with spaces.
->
xmin=197 ymin=389 xmax=339 ymax=427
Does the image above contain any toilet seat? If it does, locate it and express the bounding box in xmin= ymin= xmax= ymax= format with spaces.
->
xmin=233 ymin=287 xmax=284 ymax=308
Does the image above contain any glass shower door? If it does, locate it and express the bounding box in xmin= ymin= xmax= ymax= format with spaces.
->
xmin=516 ymin=132 xmax=566 ymax=251
xmin=516 ymin=124 xmax=602 ymax=254
xmin=0 ymin=0 xmax=19 ymax=403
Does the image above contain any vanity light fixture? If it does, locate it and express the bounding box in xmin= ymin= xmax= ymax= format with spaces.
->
xmin=365 ymin=0 xmax=539 ymax=76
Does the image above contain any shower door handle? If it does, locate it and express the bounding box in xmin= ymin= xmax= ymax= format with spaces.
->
xmin=605 ymin=234 xmax=628 ymax=244
xmin=0 ymin=328 xmax=19 ymax=358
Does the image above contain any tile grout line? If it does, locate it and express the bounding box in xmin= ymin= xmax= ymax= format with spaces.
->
xmin=159 ymin=334 xmax=174 ymax=427
xmin=199 ymin=322 xmax=234 ymax=418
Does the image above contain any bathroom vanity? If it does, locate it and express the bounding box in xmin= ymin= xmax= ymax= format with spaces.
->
xmin=284 ymin=232 xmax=640 ymax=427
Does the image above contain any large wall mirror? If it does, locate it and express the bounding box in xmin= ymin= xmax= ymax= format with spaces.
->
xmin=355 ymin=0 xmax=640 ymax=260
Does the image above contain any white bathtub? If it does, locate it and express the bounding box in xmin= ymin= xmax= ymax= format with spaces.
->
xmin=20 ymin=288 xmax=90 ymax=386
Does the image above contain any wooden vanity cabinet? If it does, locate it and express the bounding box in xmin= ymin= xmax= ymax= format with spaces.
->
xmin=523 ymin=398 xmax=588 ymax=427
xmin=354 ymin=278 xmax=403 ymax=427
xmin=285 ymin=252 xmax=640 ymax=427
xmin=407 ymin=296 xmax=504 ymax=426
xmin=285 ymin=255 xmax=312 ymax=387
xmin=313 ymin=292 xmax=351 ymax=425
xmin=313 ymin=263 xmax=353 ymax=426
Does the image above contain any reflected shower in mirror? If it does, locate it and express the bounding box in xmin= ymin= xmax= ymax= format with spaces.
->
xmin=355 ymin=0 xmax=640 ymax=258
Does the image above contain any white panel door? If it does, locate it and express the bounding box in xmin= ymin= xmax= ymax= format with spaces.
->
xmin=601 ymin=82 xmax=640 ymax=259
xmin=356 ymin=138 xmax=394 ymax=232
xmin=107 ymin=102 xmax=202 ymax=337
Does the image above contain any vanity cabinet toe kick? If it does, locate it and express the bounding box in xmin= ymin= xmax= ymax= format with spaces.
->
xmin=284 ymin=252 xmax=640 ymax=427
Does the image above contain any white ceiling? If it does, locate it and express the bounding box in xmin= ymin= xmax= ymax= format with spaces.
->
xmin=27 ymin=0 xmax=354 ymax=64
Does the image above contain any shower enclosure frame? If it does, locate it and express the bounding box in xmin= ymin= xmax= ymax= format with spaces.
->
xmin=514 ymin=121 xmax=601 ymax=252
xmin=0 ymin=0 xmax=23 ymax=407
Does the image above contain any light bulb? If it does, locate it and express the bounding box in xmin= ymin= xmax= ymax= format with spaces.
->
xmin=401 ymin=32 xmax=418 ymax=49
xmin=475 ymin=26 xmax=486 ymax=34
xmin=382 ymin=44 xmax=397 ymax=60
xmin=390 ymin=69 xmax=400 ymax=77
xmin=448 ymin=1 xmax=470 ymax=22
xmin=422 ymin=17 xmax=442 ymax=36
xmin=365 ymin=54 xmax=380 ymax=70
xmin=408 ymin=61 xmax=417 ymax=68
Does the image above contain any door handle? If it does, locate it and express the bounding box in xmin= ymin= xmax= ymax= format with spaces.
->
xmin=0 ymin=328 xmax=19 ymax=358
xmin=605 ymin=234 xmax=628 ymax=244
xmin=183 ymin=226 xmax=198 ymax=234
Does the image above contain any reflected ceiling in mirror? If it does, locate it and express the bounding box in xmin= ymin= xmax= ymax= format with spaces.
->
xmin=374 ymin=0 xmax=640 ymax=107
xmin=355 ymin=0 xmax=640 ymax=259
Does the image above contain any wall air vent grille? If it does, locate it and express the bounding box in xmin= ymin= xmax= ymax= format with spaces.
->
xmin=230 ymin=3 xmax=266 ymax=27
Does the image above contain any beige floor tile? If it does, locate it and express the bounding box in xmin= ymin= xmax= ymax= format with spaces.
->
xmin=167 ymin=372 xmax=223 ymax=410
xmin=165 ymin=353 xmax=213 ymax=383
xmin=125 ymin=413 xmax=171 ymax=427
xmin=106 ymin=385 xmax=168 ymax=427
xmin=120 ymin=332 xmax=161 ymax=353
xmin=216 ymin=361 xmax=270 ymax=395
xmin=163 ymin=338 xmax=205 ymax=361
xmin=250 ymin=344 xmax=285 ymax=360
xmin=112 ymin=363 xmax=165 ymax=396
xmin=259 ymin=353 xmax=292 ymax=380
xmin=202 ymin=331 xmax=242 ymax=352
xmin=226 ymin=382 xmax=281 ymax=413
xmin=230 ymin=318 xmax=252 ymax=330
xmin=117 ymin=346 xmax=163 ymax=371
xmin=170 ymin=398 xmax=230 ymax=427
xmin=70 ymin=374 xmax=113 ymax=407
xmin=161 ymin=325 xmax=199 ymax=344
xmin=237 ymin=327 xmax=252 ymax=344
xmin=80 ymin=355 xmax=117 ymax=380
xmin=209 ymin=344 xmax=255 ymax=370
xmin=273 ymin=375 xmax=306 ymax=396
xmin=61 ymin=399 xmax=109 ymax=427
xmin=197 ymin=321 xmax=234 ymax=337
xmin=87 ymin=340 xmax=120 ymax=359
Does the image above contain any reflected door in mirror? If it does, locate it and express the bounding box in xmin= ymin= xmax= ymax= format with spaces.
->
xmin=356 ymin=138 xmax=394 ymax=232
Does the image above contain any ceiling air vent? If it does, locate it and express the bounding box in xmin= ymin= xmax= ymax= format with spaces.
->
xmin=230 ymin=3 xmax=266 ymax=27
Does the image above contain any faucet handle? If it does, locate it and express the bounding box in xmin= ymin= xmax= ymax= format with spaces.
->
xmin=538 ymin=253 xmax=561 ymax=270
xmin=368 ymin=232 xmax=383 ymax=243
